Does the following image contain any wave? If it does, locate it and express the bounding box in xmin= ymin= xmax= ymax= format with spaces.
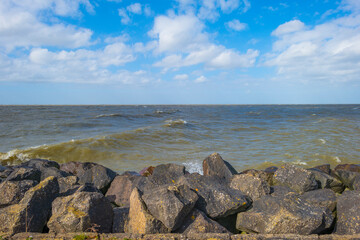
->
xmin=95 ymin=109 xmax=180 ymax=119
xmin=163 ymin=119 xmax=188 ymax=127
xmin=95 ymin=113 xmax=124 ymax=118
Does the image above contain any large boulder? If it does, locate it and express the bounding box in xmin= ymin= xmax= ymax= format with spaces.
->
xmin=58 ymin=175 xmax=79 ymax=194
xmin=148 ymin=163 xmax=188 ymax=186
xmin=336 ymin=190 xmax=360 ymax=234
xmin=0 ymin=176 xmax=59 ymax=234
xmin=270 ymin=185 xmax=296 ymax=197
xmin=236 ymin=193 xmax=334 ymax=235
xmin=353 ymin=175 xmax=360 ymax=191
xmin=241 ymin=169 xmax=273 ymax=185
xmin=0 ymin=180 xmax=37 ymax=207
xmin=60 ymin=161 xmax=97 ymax=176
xmin=6 ymin=167 xmax=41 ymax=182
xmin=179 ymin=173 xmax=251 ymax=219
xmin=230 ymin=174 xmax=270 ymax=201
xmin=77 ymin=164 xmax=117 ymax=194
xmin=142 ymin=184 xmax=198 ymax=231
xmin=308 ymin=169 xmax=344 ymax=193
xmin=332 ymin=169 xmax=360 ymax=190
xmin=20 ymin=159 xmax=60 ymax=170
xmin=334 ymin=164 xmax=360 ymax=172
xmin=105 ymin=173 xmax=144 ymax=207
xmin=126 ymin=188 xmax=169 ymax=234
xmin=300 ymin=189 xmax=337 ymax=212
xmin=309 ymin=164 xmax=331 ymax=175
xmin=202 ymin=153 xmax=237 ymax=181
xmin=273 ymin=164 xmax=318 ymax=194
xmin=47 ymin=191 xmax=113 ymax=233
xmin=113 ymin=207 xmax=129 ymax=233
xmin=176 ymin=209 xmax=230 ymax=234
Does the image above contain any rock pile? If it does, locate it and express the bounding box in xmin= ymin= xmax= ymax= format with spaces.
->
xmin=0 ymin=153 xmax=360 ymax=237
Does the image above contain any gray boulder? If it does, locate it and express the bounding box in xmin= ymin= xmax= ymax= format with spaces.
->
xmin=334 ymin=164 xmax=360 ymax=172
xmin=273 ymin=164 xmax=318 ymax=194
xmin=0 ymin=180 xmax=37 ymax=207
xmin=60 ymin=161 xmax=97 ymax=176
xmin=47 ymin=191 xmax=113 ymax=233
xmin=113 ymin=207 xmax=129 ymax=233
xmin=336 ymin=190 xmax=360 ymax=234
xmin=230 ymin=174 xmax=270 ymax=201
xmin=309 ymin=164 xmax=331 ymax=175
xmin=309 ymin=169 xmax=344 ymax=193
xmin=176 ymin=209 xmax=230 ymax=234
xmin=148 ymin=163 xmax=188 ymax=186
xmin=179 ymin=173 xmax=251 ymax=219
xmin=202 ymin=153 xmax=237 ymax=181
xmin=270 ymin=185 xmax=296 ymax=197
xmin=241 ymin=169 xmax=274 ymax=185
xmin=353 ymin=175 xmax=360 ymax=190
xmin=58 ymin=175 xmax=79 ymax=194
xmin=300 ymin=189 xmax=337 ymax=212
xmin=236 ymin=193 xmax=334 ymax=234
xmin=78 ymin=164 xmax=117 ymax=194
xmin=20 ymin=158 xmax=60 ymax=170
xmin=332 ymin=169 xmax=360 ymax=190
xmin=6 ymin=167 xmax=41 ymax=182
xmin=142 ymin=184 xmax=198 ymax=231
xmin=126 ymin=188 xmax=169 ymax=234
xmin=0 ymin=176 xmax=59 ymax=234
xmin=39 ymin=167 xmax=71 ymax=181
xmin=105 ymin=173 xmax=144 ymax=207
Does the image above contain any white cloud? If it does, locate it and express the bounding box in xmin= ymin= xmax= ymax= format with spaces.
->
xmin=198 ymin=0 xmax=249 ymax=20
xmin=127 ymin=3 xmax=142 ymax=14
xmin=118 ymin=8 xmax=131 ymax=24
xmin=151 ymin=14 xmax=259 ymax=69
xmin=0 ymin=0 xmax=93 ymax=51
xmin=272 ymin=20 xmax=305 ymax=36
xmin=266 ymin=7 xmax=360 ymax=82
xmin=194 ymin=75 xmax=207 ymax=83
xmin=226 ymin=19 xmax=247 ymax=31
xmin=174 ymin=74 xmax=189 ymax=80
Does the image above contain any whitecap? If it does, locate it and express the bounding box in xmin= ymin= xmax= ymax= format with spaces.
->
xmin=334 ymin=156 xmax=341 ymax=163
xmin=292 ymin=159 xmax=308 ymax=166
xmin=318 ymin=138 xmax=326 ymax=144
xmin=183 ymin=161 xmax=203 ymax=174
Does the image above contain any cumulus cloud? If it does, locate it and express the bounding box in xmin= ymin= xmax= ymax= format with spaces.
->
xmin=226 ymin=19 xmax=247 ymax=31
xmin=0 ymin=0 xmax=93 ymax=51
xmin=198 ymin=0 xmax=249 ymax=21
xmin=151 ymin=14 xmax=259 ymax=69
xmin=127 ymin=3 xmax=142 ymax=14
xmin=174 ymin=74 xmax=189 ymax=80
xmin=119 ymin=3 xmax=152 ymax=24
xmin=266 ymin=4 xmax=360 ymax=82
xmin=194 ymin=75 xmax=207 ymax=83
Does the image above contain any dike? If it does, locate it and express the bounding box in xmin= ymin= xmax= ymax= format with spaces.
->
xmin=0 ymin=153 xmax=360 ymax=239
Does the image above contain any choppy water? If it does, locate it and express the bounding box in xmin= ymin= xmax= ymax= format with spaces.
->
xmin=0 ymin=105 xmax=359 ymax=173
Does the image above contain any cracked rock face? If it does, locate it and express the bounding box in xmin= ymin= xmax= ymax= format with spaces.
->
xmin=236 ymin=192 xmax=334 ymax=235
xmin=336 ymin=190 xmax=360 ymax=234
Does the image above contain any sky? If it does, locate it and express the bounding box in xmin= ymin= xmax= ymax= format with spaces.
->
xmin=0 ymin=0 xmax=359 ymax=104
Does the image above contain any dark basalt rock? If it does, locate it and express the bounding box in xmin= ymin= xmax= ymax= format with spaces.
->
xmin=6 ymin=167 xmax=41 ymax=182
xmin=230 ymin=174 xmax=270 ymax=201
xmin=58 ymin=175 xmax=79 ymax=194
xmin=300 ymin=189 xmax=337 ymax=212
xmin=142 ymin=184 xmax=198 ymax=231
xmin=113 ymin=207 xmax=129 ymax=233
xmin=336 ymin=190 xmax=360 ymax=234
xmin=60 ymin=161 xmax=98 ymax=176
xmin=47 ymin=191 xmax=113 ymax=233
xmin=334 ymin=164 xmax=360 ymax=172
xmin=352 ymin=175 xmax=360 ymax=191
xmin=332 ymin=169 xmax=360 ymax=190
xmin=179 ymin=173 xmax=251 ymax=219
xmin=308 ymin=169 xmax=344 ymax=193
xmin=241 ymin=169 xmax=274 ymax=185
xmin=202 ymin=153 xmax=237 ymax=181
xmin=78 ymin=164 xmax=118 ymax=194
xmin=270 ymin=185 xmax=296 ymax=197
xmin=309 ymin=164 xmax=331 ymax=175
xmin=0 ymin=180 xmax=37 ymax=207
xmin=106 ymin=173 xmax=144 ymax=207
xmin=273 ymin=164 xmax=318 ymax=194
xmin=20 ymin=158 xmax=60 ymax=170
xmin=236 ymin=193 xmax=334 ymax=235
xmin=176 ymin=209 xmax=230 ymax=234
xmin=126 ymin=188 xmax=169 ymax=234
xmin=0 ymin=176 xmax=59 ymax=234
xmin=148 ymin=163 xmax=188 ymax=186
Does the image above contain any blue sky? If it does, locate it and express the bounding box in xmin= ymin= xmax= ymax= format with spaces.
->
xmin=0 ymin=0 xmax=359 ymax=104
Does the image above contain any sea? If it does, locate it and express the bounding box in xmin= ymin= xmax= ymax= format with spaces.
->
xmin=0 ymin=105 xmax=359 ymax=174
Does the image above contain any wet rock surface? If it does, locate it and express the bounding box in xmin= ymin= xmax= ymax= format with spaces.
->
xmin=1 ymin=154 xmax=360 ymax=237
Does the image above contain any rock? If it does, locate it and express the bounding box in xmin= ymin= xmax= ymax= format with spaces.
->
xmin=113 ymin=207 xmax=129 ymax=233
xmin=273 ymin=164 xmax=318 ymax=194
xmin=20 ymin=158 xmax=60 ymax=170
xmin=309 ymin=164 xmax=331 ymax=175
xmin=0 ymin=180 xmax=37 ymax=207
xmin=148 ymin=163 xmax=188 ymax=186
xmin=58 ymin=175 xmax=79 ymax=194
xmin=6 ymin=167 xmax=41 ymax=182
xmin=202 ymin=153 xmax=237 ymax=181
xmin=139 ymin=166 xmax=155 ymax=176
xmin=0 ymin=165 xmax=12 ymax=179
xmin=176 ymin=209 xmax=230 ymax=234
xmin=179 ymin=173 xmax=251 ymax=219
xmin=236 ymin=193 xmax=334 ymax=234
xmin=300 ymin=189 xmax=337 ymax=212
xmin=334 ymin=164 xmax=360 ymax=172
xmin=264 ymin=166 xmax=278 ymax=174
xmin=47 ymin=191 xmax=113 ymax=233
xmin=78 ymin=164 xmax=117 ymax=194
xmin=308 ymin=169 xmax=344 ymax=193
xmin=0 ymin=176 xmax=59 ymax=234
xmin=60 ymin=161 xmax=97 ymax=176
xmin=106 ymin=174 xmax=144 ymax=207
xmin=126 ymin=188 xmax=169 ymax=234
xmin=353 ymin=175 xmax=360 ymax=190
xmin=230 ymin=174 xmax=270 ymax=201
xmin=336 ymin=190 xmax=360 ymax=234
xmin=39 ymin=167 xmax=71 ymax=181
xmin=270 ymin=185 xmax=296 ymax=197
xmin=142 ymin=184 xmax=198 ymax=231
xmin=241 ymin=169 xmax=273 ymax=185
xmin=332 ymin=169 xmax=360 ymax=190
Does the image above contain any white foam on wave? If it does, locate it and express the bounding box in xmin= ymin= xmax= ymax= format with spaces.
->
xmin=334 ymin=156 xmax=342 ymax=163
xmin=183 ymin=160 xmax=203 ymax=174
xmin=318 ymin=138 xmax=326 ymax=144
xmin=292 ymin=159 xmax=308 ymax=166
xmin=164 ymin=119 xmax=188 ymax=127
